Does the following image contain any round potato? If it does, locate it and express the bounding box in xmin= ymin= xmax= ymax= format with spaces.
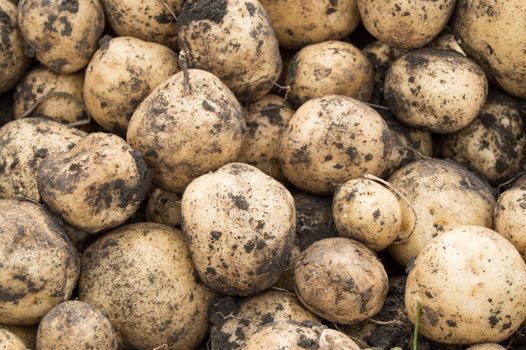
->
xmin=84 ymin=36 xmax=179 ymax=134
xmin=279 ymin=95 xmax=390 ymax=195
xmin=0 ymin=325 xmax=36 ymax=349
xmin=495 ymin=186 xmax=526 ymax=260
xmin=0 ymin=329 xmax=25 ymax=350
xmin=358 ymin=0 xmax=455 ymax=49
xmin=295 ymin=237 xmax=388 ymax=324
xmin=406 ymin=226 xmax=526 ymax=344
xmin=18 ymin=0 xmax=105 ymax=73
xmin=466 ymin=345 xmax=506 ymax=350
xmin=388 ymin=159 xmax=496 ymax=266
xmin=285 ymin=41 xmax=374 ymax=107
xmin=384 ymin=49 xmax=488 ymax=133
xmin=79 ymin=223 xmax=214 ymax=350
xmin=0 ymin=199 xmax=79 ymax=326
xmin=182 ymin=163 xmax=295 ymax=296
xmin=127 ymin=69 xmax=245 ymax=193
xmin=177 ymin=0 xmax=281 ymax=103
xmin=36 ymin=301 xmax=117 ymax=350
xmin=145 ymin=187 xmax=182 ymax=228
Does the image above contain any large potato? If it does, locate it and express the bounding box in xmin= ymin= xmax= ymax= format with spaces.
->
xmin=406 ymin=226 xmax=526 ymax=344
xmin=127 ymin=69 xmax=245 ymax=193
xmin=177 ymin=0 xmax=281 ymax=103
xmin=84 ymin=36 xmax=179 ymax=134
xmin=0 ymin=199 xmax=79 ymax=326
xmin=79 ymin=223 xmax=214 ymax=350
xmin=182 ymin=163 xmax=296 ymax=296
xmin=0 ymin=329 xmax=25 ymax=350
xmin=145 ymin=187 xmax=182 ymax=228
xmin=18 ymin=0 xmax=105 ymax=73
xmin=495 ymin=186 xmax=526 ymax=260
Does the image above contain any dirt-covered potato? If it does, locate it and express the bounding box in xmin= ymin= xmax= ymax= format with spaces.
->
xmin=0 ymin=118 xmax=86 ymax=201
xmin=495 ymin=186 xmax=526 ymax=260
xmin=84 ymin=36 xmax=179 ymax=134
xmin=0 ymin=325 xmax=36 ymax=349
xmin=238 ymin=94 xmax=294 ymax=182
xmin=384 ymin=49 xmax=488 ymax=133
xmin=441 ymin=90 xmax=526 ymax=185
xmin=0 ymin=329 xmax=25 ymax=350
xmin=358 ymin=0 xmax=455 ymax=49
xmin=466 ymin=344 xmax=506 ymax=350
xmin=210 ymin=291 xmax=321 ymax=349
xmin=388 ymin=159 xmax=496 ymax=266
xmin=285 ymin=41 xmax=374 ymax=107
xmin=0 ymin=0 xmax=30 ymax=94
xmin=127 ymin=69 xmax=245 ymax=193
xmin=406 ymin=226 xmax=526 ymax=344
xmin=295 ymin=237 xmax=388 ymax=324
xmin=146 ymin=187 xmax=182 ymax=228
xmin=453 ymin=0 xmax=526 ymax=98
xmin=14 ymin=65 xmax=86 ymax=125
xmin=18 ymin=0 xmax=105 ymax=73
xmin=177 ymin=0 xmax=282 ymax=103
xmin=79 ymin=223 xmax=214 ymax=350
xmin=101 ymin=0 xmax=182 ymax=48
xmin=279 ymin=95 xmax=390 ymax=195
xmin=0 ymin=199 xmax=79 ymax=326
xmin=37 ymin=133 xmax=150 ymax=234
xmin=36 ymin=301 xmax=117 ymax=350
xmin=429 ymin=32 xmax=466 ymax=55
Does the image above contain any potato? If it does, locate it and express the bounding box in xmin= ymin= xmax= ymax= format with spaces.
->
xmin=279 ymin=95 xmax=390 ymax=195
xmin=79 ymin=223 xmax=214 ymax=350
xmin=452 ymin=0 xmax=526 ymax=98
xmin=36 ymin=301 xmax=117 ymax=350
xmin=441 ymin=89 xmax=526 ymax=185
xmin=0 ymin=325 xmax=36 ymax=349
xmin=384 ymin=49 xmax=488 ymax=133
xmin=466 ymin=345 xmax=506 ymax=350
xmin=14 ymin=65 xmax=86 ymax=125
xmin=84 ymin=36 xmax=179 ymax=134
xmin=237 ymin=94 xmax=294 ymax=182
xmin=429 ymin=32 xmax=466 ymax=55
xmin=406 ymin=226 xmax=526 ymax=344
xmin=181 ymin=163 xmax=295 ymax=296
xmin=18 ymin=0 xmax=105 ymax=73
xmin=0 ymin=329 xmax=25 ymax=350
xmin=146 ymin=187 xmax=182 ymax=228
xmin=358 ymin=0 xmax=455 ymax=49
xmin=101 ymin=0 xmax=182 ymax=48
xmin=285 ymin=41 xmax=374 ymax=107
xmin=177 ymin=0 xmax=282 ymax=103
xmin=294 ymin=237 xmax=388 ymax=324
xmin=0 ymin=118 xmax=85 ymax=201
xmin=495 ymin=187 xmax=526 ymax=260
xmin=388 ymin=159 xmax=496 ymax=266
xmin=0 ymin=199 xmax=79 ymax=326
xmin=127 ymin=69 xmax=245 ymax=193
xmin=37 ymin=133 xmax=151 ymax=234
xmin=210 ymin=290 xmax=320 ymax=349
xmin=0 ymin=0 xmax=30 ymax=94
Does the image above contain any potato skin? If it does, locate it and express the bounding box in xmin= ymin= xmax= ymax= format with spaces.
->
xmin=0 ymin=199 xmax=80 ymax=326
xmin=84 ymin=36 xmax=179 ymax=134
xmin=495 ymin=187 xmax=526 ymax=260
xmin=466 ymin=345 xmax=506 ymax=350
xmin=384 ymin=49 xmax=488 ymax=133
xmin=181 ymin=163 xmax=296 ymax=296
xmin=0 ymin=329 xmax=26 ymax=350
xmin=285 ymin=41 xmax=374 ymax=107
xmin=177 ymin=0 xmax=282 ymax=103
xmin=127 ymin=69 xmax=245 ymax=193
xmin=18 ymin=0 xmax=105 ymax=73
xmin=405 ymin=226 xmax=526 ymax=344
xmin=36 ymin=301 xmax=118 ymax=350
xmin=145 ymin=188 xmax=182 ymax=228
xmin=79 ymin=223 xmax=214 ymax=350
xmin=0 ymin=325 xmax=36 ymax=349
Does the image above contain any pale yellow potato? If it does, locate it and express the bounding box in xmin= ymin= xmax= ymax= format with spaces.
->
xmin=495 ymin=187 xmax=526 ymax=260
xmin=466 ymin=344 xmax=507 ymax=350
xmin=145 ymin=188 xmax=182 ymax=228
xmin=0 ymin=325 xmax=36 ymax=349
xmin=0 ymin=329 xmax=25 ymax=350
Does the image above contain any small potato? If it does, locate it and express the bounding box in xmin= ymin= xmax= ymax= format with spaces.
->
xmin=384 ymin=49 xmax=488 ymax=133
xmin=0 ymin=118 xmax=86 ymax=201
xmin=294 ymin=237 xmax=388 ymax=324
xmin=84 ymin=36 xmax=179 ymax=134
xmin=79 ymin=223 xmax=214 ymax=350
xmin=127 ymin=69 xmax=245 ymax=193
xmin=285 ymin=41 xmax=374 ymax=107
xmin=14 ymin=65 xmax=86 ymax=125
xmin=237 ymin=94 xmax=294 ymax=182
xmin=405 ymin=226 xmax=526 ymax=344
xmin=279 ymin=95 xmax=390 ymax=195
xmin=333 ymin=178 xmax=402 ymax=251
xmin=0 ymin=199 xmax=79 ymax=326
xmin=36 ymin=301 xmax=117 ymax=350
xmin=358 ymin=0 xmax=455 ymax=49
xmin=429 ymin=32 xmax=466 ymax=55
xmin=466 ymin=345 xmax=506 ymax=350
xmin=495 ymin=187 xmax=526 ymax=260
xmin=18 ymin=0 xmax=105 ymax=73
xmin=0 ymin=329 xmax=25 ymax=350
xmin=177 ymin=0 xmax=282 ymax=103
xmin=37 ymin=133 xmax=151 ymax=234
xmin=0 ymin=325 xmax=36 ymax=349
xmin=145 ymin=187 xmax=182 ymax=228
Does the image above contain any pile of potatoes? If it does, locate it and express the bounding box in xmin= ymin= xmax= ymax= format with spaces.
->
xmin=1 ymin=0 xmax=526 ymax=349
